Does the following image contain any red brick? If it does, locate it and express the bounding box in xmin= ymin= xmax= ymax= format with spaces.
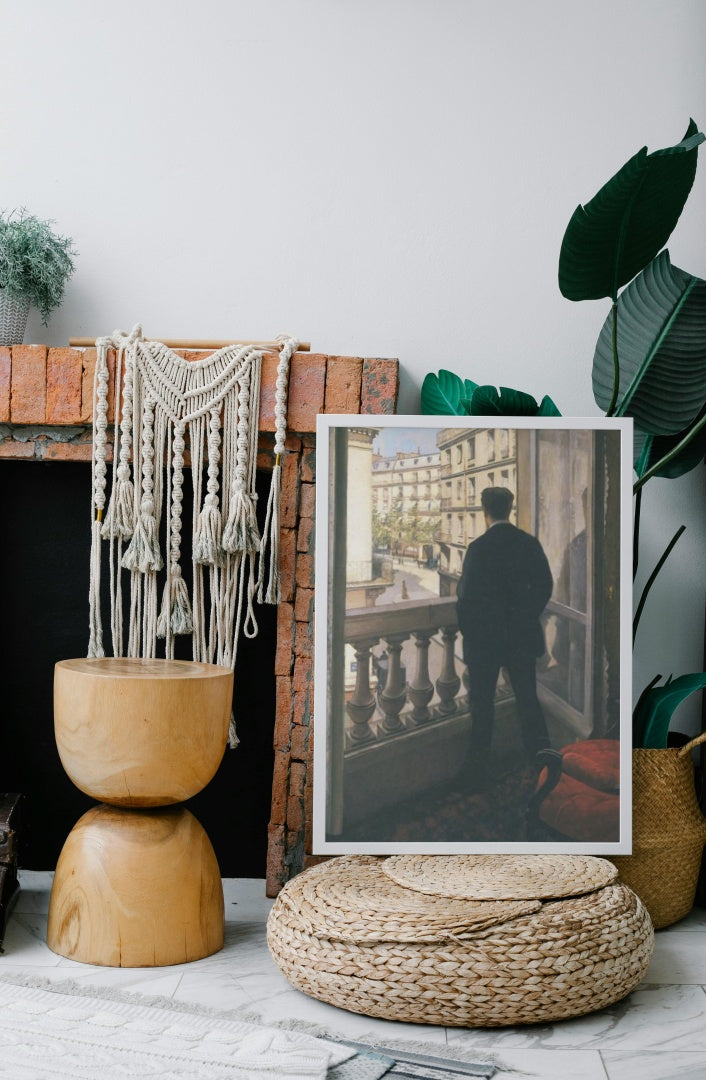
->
xmin=273 ymin=676 xmax=293 ymax=750
xmin=45 ymin=348 xmax=84 ymax=423
xmin=258 ymin=351 xmax=280 ymax=433
xmin=286 ymin=791 xmax=304 ymax=833
xmin=269 ymin=750 xmax=291 ymax=826
xmin=284 ymin=433 xmax=302 ymax=453
xmin=11 ymin=345 xmax=46 ymax=422
xmin=294 ymin=586 xmax=314 ymax=623
xmin=78 ymin=346 xmax=117 ymax=422
xmin=280 ymin=450 xmax=301 ymax=529
xmin=292 ymin=689 xmax=310 ymax=728
xmin=299 ymin=482 xmax=315 ymax=520
xmin=361 ymin=358 xmax=399 ymax=415
xmin=80 ymin=348 xmax=97 ymax=421
xmin=259 ymin=352 xmax=326 ymax=435
xmin=289 ymin=761 xmax=306 ymax=800
xmin=293 ymin=657 xmax=312 ymax=694
xmin=41 ymin=441 xmax=95 ymax=462
xmin=279 ymin=528 xmax=297 ymax=603
xmin=295 ymin=553 xmax=314 ymax=590
xmin=274 ymin=602 xmax=295 ymax=676
xmin=290 ymin=724 xmax=309 ymax=762
xmin=297 ymin=516 xmax=315 ymax=554
xmin=256 ymin=432 xmax=276 ymax=471
xmin=300 ymin=442 xmax=316 ymax=483
xmin=265 ymin=824 xmax=286 ymax=897
xmin=0 ymin=439 xmax=35 ymax=458
xmin=288 ymin=355 xmax=326 ymax=432
xmin=294 ymin=621 xmax=313 ymax=660
xmin=0 ymin=348 xmax=10 ymax=422
xmin=325 ymin=356 xmax=363 ymax=413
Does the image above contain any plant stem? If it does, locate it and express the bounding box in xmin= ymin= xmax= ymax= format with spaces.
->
xmin=633 ymin=409 xmax=706 ymax=492
xmin=606 ymin=302 xmax=620 ymax=417
xmin=633 ymin=525 xmax=686 ymax=644
xmin=633 ymin=486 xmax=642 ymax=581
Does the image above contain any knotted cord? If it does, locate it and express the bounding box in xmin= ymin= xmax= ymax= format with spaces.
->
xmin=89 ymin=325 xmax=296 ymax=746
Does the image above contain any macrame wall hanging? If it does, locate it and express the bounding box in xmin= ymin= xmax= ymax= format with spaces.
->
xmin=88 ymin=325 xmax=297 ymax=745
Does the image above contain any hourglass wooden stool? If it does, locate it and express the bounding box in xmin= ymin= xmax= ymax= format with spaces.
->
xmin=47 ymin=658 xmax=233 ymax=967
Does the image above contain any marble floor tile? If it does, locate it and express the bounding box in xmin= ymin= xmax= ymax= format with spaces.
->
xmin=4 ymin=873 xmax=706 ymax=1065
xmin=487 ymin=1048 xmax=609 ymax=1080
xmin=602 ymin=1049 xmax=706 ymax=1079
xmin=1 ymin=914 xmax=63 ymax=967
xmin=644 ymin=930 xmax=706 ymax=983
xmin=446 ymin=984 xmax=706 ymax=1052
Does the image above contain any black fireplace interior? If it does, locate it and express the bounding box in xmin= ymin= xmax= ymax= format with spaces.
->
xmin=0 ymin=459 xmax=276 ymax=877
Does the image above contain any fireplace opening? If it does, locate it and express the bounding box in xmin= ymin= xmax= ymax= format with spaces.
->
xmin=0 ymin=458 xmax=276 ymax=877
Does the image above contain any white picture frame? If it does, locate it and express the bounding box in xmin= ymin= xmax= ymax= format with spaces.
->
xmin=313 ymin=415 xmax=633 ymax=855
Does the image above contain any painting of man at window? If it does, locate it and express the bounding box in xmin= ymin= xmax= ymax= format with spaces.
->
xmin=317 ymin=419 xmax=628 ymax=853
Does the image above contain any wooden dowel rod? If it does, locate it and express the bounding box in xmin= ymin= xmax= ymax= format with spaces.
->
xmin=69 ymin=337 xmax=311 ymax=351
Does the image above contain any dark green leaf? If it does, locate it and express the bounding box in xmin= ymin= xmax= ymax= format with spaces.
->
xmin=592 ymin=251 xmax=706 ymax=433
xmin=634 ymin=672 xmax=706 ymax=748
xmin=421 ymin=370 xmax=477 ymax=414
xmin=634 ymin=407 xmax=706 ymax=479
xmin=538 ymin=395 xmax=562 ymax=417
xmin=469 ymin=385 xmax=562 ymax=416
xmin=559 ymin=120 xmax=704 ymax=301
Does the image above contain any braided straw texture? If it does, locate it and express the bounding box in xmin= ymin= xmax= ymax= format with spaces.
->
xmin=273 ymin=856 xmax=541 ymax=943
xmin=611 ymin=736 xmax=706 ymax=929
xmin=382 ymin=853 xmax=618 ymax=900
xmin=267 ymin=856 xmax=653 ymax=1027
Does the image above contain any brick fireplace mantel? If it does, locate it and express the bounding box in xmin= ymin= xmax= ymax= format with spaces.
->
xmin=0 ymin=343 xmax=399 ymax=895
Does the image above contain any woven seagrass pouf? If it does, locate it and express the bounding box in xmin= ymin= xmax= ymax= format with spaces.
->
xmin=266 ymin=855 xmax=654 ymax=1027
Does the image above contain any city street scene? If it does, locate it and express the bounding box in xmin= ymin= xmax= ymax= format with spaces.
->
xmin=318 ymin=419 xmax=629 ymax=852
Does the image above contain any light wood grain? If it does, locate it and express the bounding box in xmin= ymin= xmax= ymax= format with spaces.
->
xmin=47 ymin=805 xmax=224 ymax=966
xmin=54 ymin=658 xmax=233 ymax=806
xmin=68 ymin=337 xmax=311 ymax=351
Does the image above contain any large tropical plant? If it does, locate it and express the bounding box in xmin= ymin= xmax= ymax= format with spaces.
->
xmin=558 ymin=120 xmax=706 ymax=748
xmin=421 ymin=122 xmax=706 ymax=749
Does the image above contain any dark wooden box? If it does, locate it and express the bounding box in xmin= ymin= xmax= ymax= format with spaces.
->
xmin=0 ymin=793 xmax=23 ymax=949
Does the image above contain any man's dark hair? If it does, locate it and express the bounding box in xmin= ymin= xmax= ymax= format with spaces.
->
xmin=481 ymin=486 xmax=514 ymax=520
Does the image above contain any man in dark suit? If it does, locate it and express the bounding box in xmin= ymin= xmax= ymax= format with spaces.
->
xmin=457 ymin=487 xmax=553 ymax=780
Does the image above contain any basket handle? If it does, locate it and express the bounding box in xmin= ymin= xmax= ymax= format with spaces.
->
xmin=677 ymin=730 xmax=706 ymax=757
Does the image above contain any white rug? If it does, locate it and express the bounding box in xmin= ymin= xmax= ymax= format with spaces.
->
xmin=0 ymin=975 xmax=359 ymax=1079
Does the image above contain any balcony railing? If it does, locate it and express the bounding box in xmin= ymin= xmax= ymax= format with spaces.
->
xmin=344 ymin=597 xmax=469 ymax=750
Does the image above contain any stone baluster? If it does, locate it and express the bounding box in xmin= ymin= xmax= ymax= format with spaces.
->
xmin=377 ymin=633 xmax=409 ymax=734
xmin=407 ymin=630 xmax=434 ymax=724
xmin=346 ymin=638 xmax=378 ymax=743
xmin=436 ymin=625 xmax=461 ymax=715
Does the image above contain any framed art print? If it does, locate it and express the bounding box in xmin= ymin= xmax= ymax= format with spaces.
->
xmin=312 ymin=416 xmax=633 ymax=855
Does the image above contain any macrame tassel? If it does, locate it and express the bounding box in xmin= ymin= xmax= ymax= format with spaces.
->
xmin=222 ymin=489 xmax=261 ymax=554
xmin=122 ymin=499 xmax=163 ymax=573
xmin=257 ymin=461 xmax=282 ymax=604
xmin=157 ymin=570 xmax=194 ymax=637
xmin=101 ymin=468 xmax=135 ymax=540
xmin=194 ymin=494 xmax=224 ymax=566
xmin=87 ymin=518 xmax=105 ymax=657
xmin=228 ymin=712 xmax=240 ymax=750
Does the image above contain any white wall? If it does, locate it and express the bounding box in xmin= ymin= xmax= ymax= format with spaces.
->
xmin=3 ymin=0 xmax=705 ymax=726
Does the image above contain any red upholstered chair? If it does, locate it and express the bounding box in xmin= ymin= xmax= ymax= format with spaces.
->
xmin=527 ymin=739 xmax=620 ymax=843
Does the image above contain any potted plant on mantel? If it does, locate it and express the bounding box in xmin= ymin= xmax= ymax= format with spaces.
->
xmin=422 ymin=120 xmax=706 ymax=927
xmin=0 ymin=209 xmax=75 ymax=345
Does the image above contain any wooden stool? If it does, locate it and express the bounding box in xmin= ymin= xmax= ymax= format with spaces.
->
xmin=47 ymin=658 xmax=233 ymax=967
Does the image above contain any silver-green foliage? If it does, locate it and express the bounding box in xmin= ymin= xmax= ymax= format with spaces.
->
xmin=0 ymin=209 xmax=75 ymax=323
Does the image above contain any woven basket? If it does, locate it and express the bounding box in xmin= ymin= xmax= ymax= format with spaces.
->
xmin=267 ymin=855 xmax=654 ymax=1027
xmin=0 ymin=290 xmax=30 ymax=346
xmin=610 ymin=732 xmax=706 ymax=930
